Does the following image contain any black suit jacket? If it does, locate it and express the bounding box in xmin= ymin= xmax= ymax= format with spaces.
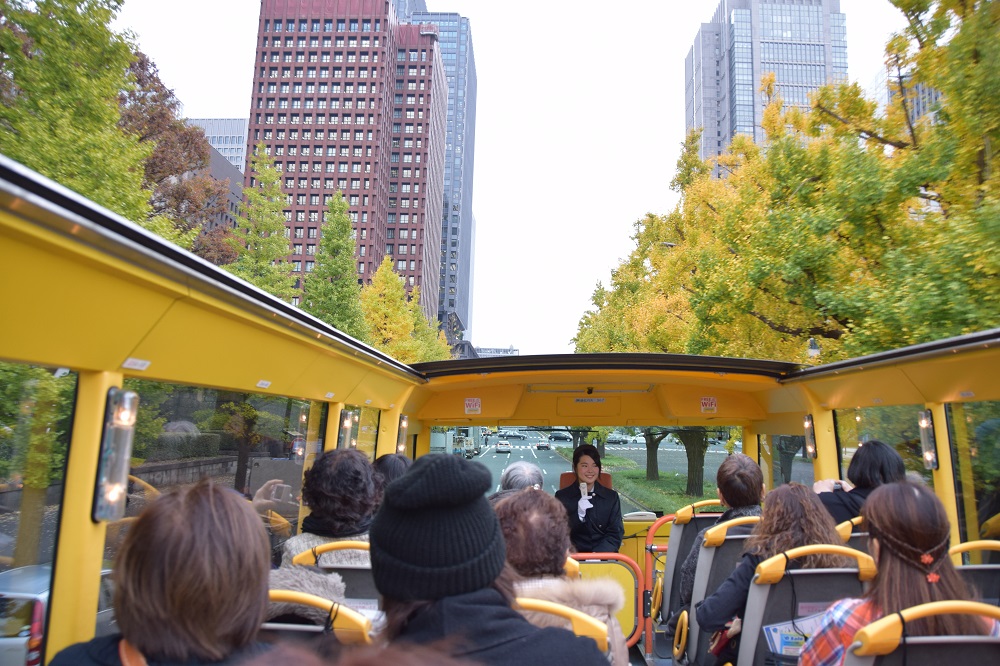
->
xmin=555 ymin=480 xmax=625 ymax=553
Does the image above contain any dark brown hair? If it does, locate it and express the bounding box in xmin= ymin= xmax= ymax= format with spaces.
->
xmin=745 ymin=482 xmax=847 ymax=568
xmin=572 ymin=444 xmax=601 ymax=475
xmin=863 ymin=482 xmax=988 ymax=636
xmin=113 ymin=478 xmax=269 ymax=661
xmin=495 ymin=489 xmax=570 ymax=577
xmin=303 ymin=448 xmax=380 ymax=533
xmin=717 ymin=453 xmax=763 ymax=508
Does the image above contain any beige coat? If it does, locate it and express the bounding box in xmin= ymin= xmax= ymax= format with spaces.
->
xmin=515 ymin=577 xmax=629 ymax=666
xmin=279 ymin=531 xmax=371 ymax=568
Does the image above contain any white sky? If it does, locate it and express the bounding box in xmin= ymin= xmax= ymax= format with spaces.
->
xmin=116 ymin=0 xmax=908 ymax=355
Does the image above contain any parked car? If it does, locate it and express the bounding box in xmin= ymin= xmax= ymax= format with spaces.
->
xmin=496 ymin=440 xmax=512 ymax=453
xmin=605 ymin=432 xmax=628 ymax=444
xmin=0 ymin=565 xmax=115 ymax=666
xmin=547 ymin=431 xmax=573 ymax=442
xmin=499 ymin=430 xmax=527 ymax=440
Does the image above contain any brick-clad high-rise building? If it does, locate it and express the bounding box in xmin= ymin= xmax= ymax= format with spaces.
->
xmin=245 ymin=0 xmax=446 ymax=319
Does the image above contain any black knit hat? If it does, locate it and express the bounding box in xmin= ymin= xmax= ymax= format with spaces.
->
xmin=370 ymin=454 xmax=505 ymax=601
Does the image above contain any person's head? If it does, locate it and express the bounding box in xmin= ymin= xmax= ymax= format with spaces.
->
xmin=370 ymin=454 xmax=509 ymax=637
xmin=373 ymin=453 xmax=413 ymax=488
xmin=495 ymin=489 xmax=570 ymax=578
xmin=302 ymin=448 xmax=380 ymax=533
xmin=846 ymin=440 xmax=906 ymax=489
xmin=862 ymin=482 xmax=983 ymax=636
xmin=113 ymin=479 xmax=269 ymax=662
xmin=716 ymin=453 xmax=764 ymax=508
xmin=500 ymin=460 xmax=544 ymax=491
xmin=572 ymin=444 xmax=602 ymax=486
xmin=746 ymin=482 xmax=846 ymax=567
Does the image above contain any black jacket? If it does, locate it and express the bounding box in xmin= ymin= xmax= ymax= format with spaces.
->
xmin=397 ymin=587 xmax=608 ymax=665
xmin=695 ymin=553 xmax=763 ymax=633
xmin=555 ymin=480 xmax=624 ymax=554
xmin=818 ymin=486 xmax=873 ymax=525
xmin=49 ymin=635 xmax=272 ymax=666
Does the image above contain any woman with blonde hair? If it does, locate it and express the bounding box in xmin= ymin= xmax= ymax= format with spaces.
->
xmin=696 ymin=483 xmax=847 ymax=664
xmin=799 ymin=482 xmax=1000 ymax=666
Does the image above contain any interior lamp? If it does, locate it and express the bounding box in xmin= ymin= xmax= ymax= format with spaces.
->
xmin=803 ymin=414 xmax=818 ymax=459
xmin=92 ymin=388 xmax=139 ymax=522
xmin=918 ymin=410 xmax=939 ymax=470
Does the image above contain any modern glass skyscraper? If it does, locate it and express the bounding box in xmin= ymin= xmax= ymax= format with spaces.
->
xmin=685 ymin=0 xmax=847 ymax=169
xmin=189 ymin=118 xmax=249 ymax=173
xmin=409 ymin=11 xmax=477 ymax=344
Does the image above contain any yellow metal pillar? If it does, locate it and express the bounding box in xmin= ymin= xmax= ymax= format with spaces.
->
xmin=46 ymin=371 xmax=119 ymax=662
xmin=926 ymin=402 xmax=963 ymax=561
xmin=376 ymin=403 xmax=402 ymax=460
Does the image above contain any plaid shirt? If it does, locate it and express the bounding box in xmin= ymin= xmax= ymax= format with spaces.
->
xmin=799 ymin=598 xmax=874 ymax=666
xmin=799 ymin=597 xmax=1000 ymax=666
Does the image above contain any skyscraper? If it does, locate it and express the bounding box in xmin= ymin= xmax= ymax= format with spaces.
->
xmin=245 ymin=1 xmax=447 ymax=319
xmin=685 ymin=0 xmax=847 ymax=170
xmin=409 ymin=11 xmax=477 ymax=344
xmin=189 ymin=118 xmax=249 ymax=172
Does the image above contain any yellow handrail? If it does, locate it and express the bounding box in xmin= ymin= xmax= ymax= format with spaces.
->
xmin=564 ymin=556 xmax=580 ymax=577
xmin=852 ymin=600 xmax=1000 ymax=656
xmin=835 ymin=516 xmax=864 ymax=542
xmin=754 ymin=544 xmax=876 ymax=585
xmin=268 ymin=590 xmax=373 ymax=645
xmin=515 ymin=597 xmax=609 ymax=652
xmin=674 ymin=500 xmax=725 ymax=526
xmin=673 ymin=609 xmax=689 ymax=661
xmin=949 ymin=540 xmax=1000 ymax=557
xmin=291 ymin=540 xmax=371 ymax=566
xmin=703 ymin=516 xmax=761 ymax=548
xmin=127 ymin=475 xmax=160 ymax=499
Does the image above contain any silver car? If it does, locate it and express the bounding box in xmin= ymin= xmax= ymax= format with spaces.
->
xmin=0 ymin=565 xmax=115 ymax=666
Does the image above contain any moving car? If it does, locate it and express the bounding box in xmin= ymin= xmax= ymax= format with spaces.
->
xmin=605 ymin=432 xmax=628 ymax=444
xmin=499 ymin=430 xmax=527 ymax=440
xmin=537 ymin=438 xmax=551 ymax=450
xmin=495 ymin=440 xmax=512 ymax=453
xmin=548 ymin=431 xmax=573 ymax=442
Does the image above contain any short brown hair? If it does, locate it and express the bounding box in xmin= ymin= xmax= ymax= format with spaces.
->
xmin=717 ymin=454 xmax=763 ymax=508
xmin=495 ymin=489 xmax=570 ymax=577
xmin=113 ymin=479 xmax=270 ymax=661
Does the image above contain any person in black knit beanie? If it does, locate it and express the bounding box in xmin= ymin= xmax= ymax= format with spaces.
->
xmin=370 ymin=454 xmax=608 ymax=665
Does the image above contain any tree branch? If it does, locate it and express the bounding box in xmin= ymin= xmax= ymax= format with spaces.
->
xmin=748 ymin=311 xmax=845 ymax=339
xmin=814 ymin=104 xmax=910 ymax=149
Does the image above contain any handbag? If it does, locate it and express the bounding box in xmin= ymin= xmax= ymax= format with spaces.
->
xmin=708 ymin=617 xmax=742 ymax=658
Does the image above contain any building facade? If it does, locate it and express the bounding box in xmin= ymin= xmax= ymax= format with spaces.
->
xmin=685 ymin=0 xmax=847 ymax=170
xmin=410 ymin=11 xmax=477 ymax=343
xmin=245 ymin=1 xmax=447 ymax=318
xmin=189 ymin=118 xmax=249 ymax=172
xmin=205 ymin=145 xmax=244 ymax=231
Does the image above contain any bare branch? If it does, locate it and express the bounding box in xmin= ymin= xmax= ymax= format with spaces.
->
xmin=748 ymin=311 xmax=845 ymax=339
xmin=814 ymin=104 xmax=910 ymax=149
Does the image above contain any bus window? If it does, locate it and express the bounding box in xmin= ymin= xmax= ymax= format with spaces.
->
xmin=0 ymin=362 xmax=75 ymax=572
xmin=834 ymin=404 xmax=930 ymax=485
xmin=947 ymin=401 xmax=1000 ymax=551
xmin=760 ymin=434 xmax=815 ymax=488
xmin=336 ymin=405 xmax=380 ymax=459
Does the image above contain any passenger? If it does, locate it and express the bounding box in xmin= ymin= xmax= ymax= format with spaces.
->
xmin=487 ymin=460 xmax=544 ymax=504
xmin=695 ymin=483 xmax=847 ymax=665
xmin=495 ymin=488 xmax=629 ymax=666
xmin=370 ymin=454 xmax=608 ymax=665
xmin=812 ymin=439 xmax=905 ymax=524
xmin=280 ymin=449 xmax=379 ymax=568
xmin=50 ymin=479 xmax=271 ymax=665
xmin=373 ymin=453 xmax=412 ymax=493
xmin=799 ymin=482 xmax=1000 ymax=666
xmin=667 ymin=453 xmax=764 ymax=633
xmin=554 ymin=444 xmax=624 ymax=553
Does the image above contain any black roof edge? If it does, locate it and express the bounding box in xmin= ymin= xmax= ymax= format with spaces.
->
xmin=0 ymin=156 xmax=422 ymax=381
xmin=783 ymin=327 xmax=1000 ymax=382
xmin=411 ymin=352 xmax=801 ymax=379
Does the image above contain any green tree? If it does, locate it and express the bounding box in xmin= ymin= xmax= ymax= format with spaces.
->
xmin=0 ymin=0 xmax=151 ymax=222
xmin=301 ymin=192 xmax=369 ymax=341
xmin=408 ymin=286 xmax=452 ymax=362
xmin=225 ymin=143 xmax=296 ymax=301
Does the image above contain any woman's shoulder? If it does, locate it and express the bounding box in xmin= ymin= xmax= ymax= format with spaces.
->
xmin=49 ymin=635 xmax=121 ymax=666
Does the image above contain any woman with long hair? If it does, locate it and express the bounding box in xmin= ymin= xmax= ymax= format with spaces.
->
xmin=695 ymin=483 xmax=847 ymax=663
xmin=799 ymin=482 xmax=1000 ymax=666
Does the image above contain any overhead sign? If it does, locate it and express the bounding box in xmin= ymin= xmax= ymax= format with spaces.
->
xmin=464 ymin=397 xmax=481 ymax=415
xmin=700 ymin=396 xmax=718 ymax=414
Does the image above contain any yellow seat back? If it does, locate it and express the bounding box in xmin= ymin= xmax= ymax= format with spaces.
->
xmin=267 ymin=590 xmax=372 ymax=645
xmin=291 ymin=540 xmax=371 ymax=566
xmin=515 ymin=597 xmax=609 ymax=652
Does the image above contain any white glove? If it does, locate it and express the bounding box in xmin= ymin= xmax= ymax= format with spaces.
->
xmin=578 ymin=494 xmax=593 ymax=521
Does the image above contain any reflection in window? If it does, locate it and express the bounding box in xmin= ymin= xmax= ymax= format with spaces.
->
xmin=948 ymin=401 xmax=1000 ymax=552
xmin=834 ymin=404 xmax=930 ymax=485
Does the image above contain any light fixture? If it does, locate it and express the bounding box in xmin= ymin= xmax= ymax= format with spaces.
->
xmin=92 ymin=388 xmax=140 ymax=522
xmin=803 ymin=414 xmax=818 ymax=458
xmin=918 ymin=410 xmax=939 ymax=470
xmin=396 ymin=415 xmax=409 ymax=453
xmin=807 ymin=338 xmax=821 ymax=358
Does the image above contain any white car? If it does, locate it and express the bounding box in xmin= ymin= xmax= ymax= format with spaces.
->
xmin=495 ymin=440 xmax=512 ymax=453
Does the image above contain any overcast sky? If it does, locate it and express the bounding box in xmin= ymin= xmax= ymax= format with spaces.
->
xmin=116 ymin=0 xmax=908 ymax=355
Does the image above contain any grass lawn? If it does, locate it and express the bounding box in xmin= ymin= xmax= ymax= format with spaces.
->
xmin=554 ymin=447 xmax=714 ymax=515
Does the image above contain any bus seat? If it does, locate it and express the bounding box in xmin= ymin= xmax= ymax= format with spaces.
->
xmin=263 ymin=590 xmax=373 ymax=646
xmin=684 ymin=516 xmax=760 ymax=666
xmin=658 ymin=501 xmax=725 ymax=631
xmin=835 ymin=516 xmax=864 ymax=542
xmin=950 ymin=541 xmax=1000 ymax=605
xmin=515 ymin=597 xmax=609 ymax=653
xmin=559 ymin=471 xmax=612 ymax=489
xmin=842 ymin=600 xmax=1000 ymax=666
xmin=738 ymin=545 xmax=876 ymax=666
xmin=291 ymin=541 xmax=379 ymax=610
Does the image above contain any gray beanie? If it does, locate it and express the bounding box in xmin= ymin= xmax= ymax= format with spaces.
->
xmin=370 ymin=454 xmax=505 ymax=601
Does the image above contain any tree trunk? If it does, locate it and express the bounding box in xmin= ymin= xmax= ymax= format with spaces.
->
xmin=235 ymin=440 xmax=251 ymax=495
xmin=676 ymin=430 xmax=710 ymax=496
xmin=645 ymin=439 xmax=660 ymax=481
